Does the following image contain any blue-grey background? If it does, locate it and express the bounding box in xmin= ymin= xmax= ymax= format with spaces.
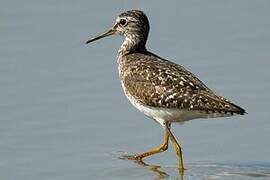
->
xmin=1 ymin=0 xmax=270 ymax=179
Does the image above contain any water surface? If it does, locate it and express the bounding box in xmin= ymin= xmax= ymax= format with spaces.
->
xmin=1 ymin=0 xmax=270 ymax=179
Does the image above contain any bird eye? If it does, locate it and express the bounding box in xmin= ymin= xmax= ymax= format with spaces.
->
xmin=119 ymin=19 xmax=127 ymax=26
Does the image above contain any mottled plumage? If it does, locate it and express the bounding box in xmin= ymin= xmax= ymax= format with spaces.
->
xmin=86 ymin=9 xmax=246 ymax=177
xmin=119 ymin=52 xmax=245 ymax=117
xmin=113 ymin=10 xmax=245 ymax=123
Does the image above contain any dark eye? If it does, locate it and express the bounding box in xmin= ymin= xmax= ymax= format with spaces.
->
xmin=119 ymin=19 xmax=127 ymax=26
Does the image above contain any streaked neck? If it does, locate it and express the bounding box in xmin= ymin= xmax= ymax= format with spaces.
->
xmin=117 ymin=34 xmax=147 ymax=60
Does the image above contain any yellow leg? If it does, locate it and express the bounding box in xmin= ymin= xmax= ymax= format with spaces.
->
xmin=133 ymin=128 xmax=169 ymax=160
xmin=166 ymin=124 xmax=185 ymax=176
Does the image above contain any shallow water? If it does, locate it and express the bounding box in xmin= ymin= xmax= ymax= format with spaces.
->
xmin=1 ymin=0 xmax=270 ymax=179
xmin=103 ymin=160 xmax=270 ymax=180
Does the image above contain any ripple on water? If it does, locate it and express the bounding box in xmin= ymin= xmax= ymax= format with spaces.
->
xmin=106 ymin=152 xmax=270 ymax=180
xmin=186 ymin=163 xmax=270 ymax=180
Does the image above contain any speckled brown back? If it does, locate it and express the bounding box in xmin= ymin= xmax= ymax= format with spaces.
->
xmin=119 ymin=52 xmax=245 ymax=115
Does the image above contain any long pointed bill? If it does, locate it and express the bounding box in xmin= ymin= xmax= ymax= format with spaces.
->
xmin=85 ymin=28 xmax=115 ymax=44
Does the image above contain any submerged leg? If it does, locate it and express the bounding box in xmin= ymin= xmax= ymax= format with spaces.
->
xmin=124 ymin=128 xmax=169 ymax=161
xmin=166 ymin=124 xmax=185 ymax=176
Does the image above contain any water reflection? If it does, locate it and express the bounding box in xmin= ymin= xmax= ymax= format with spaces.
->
xmin=114 ymin=153 xmax=270 ymax=180
xmin=119 ymin=154 xmax=170 ymax=179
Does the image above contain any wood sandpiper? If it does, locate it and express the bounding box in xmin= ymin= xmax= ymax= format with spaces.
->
xmin=86 ymin=10 xmax=246 ymax=177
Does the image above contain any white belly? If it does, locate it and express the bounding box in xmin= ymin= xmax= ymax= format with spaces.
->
xmin=120 ymin=82 xmax=213 ymax=127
